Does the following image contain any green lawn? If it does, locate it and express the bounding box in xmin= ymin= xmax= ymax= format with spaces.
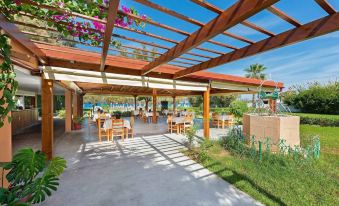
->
xmin=188 ymin=125 xmax=339 ymax=205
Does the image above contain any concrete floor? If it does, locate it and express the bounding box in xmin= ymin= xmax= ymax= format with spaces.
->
xmin=13 ymin=118 xmax=260 ymax=206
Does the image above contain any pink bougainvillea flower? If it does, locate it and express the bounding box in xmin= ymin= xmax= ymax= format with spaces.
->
xmin=52 ymin=15 xmax=66 ymax=22
xmin=13 ymin=0 xmax=22 ymax=6
xmin=92 ymin=16 xmax=106 ymax=32
xmin=122 ymin=5 xmax=131 ymax=14
xmin=57 ymin=1 xmax=64 ymax=8
xmin=141 ymin=14 xmax=147 ymax=20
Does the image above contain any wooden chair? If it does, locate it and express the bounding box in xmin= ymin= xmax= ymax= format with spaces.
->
xmin=224 ymin=114 xmax=235 ymax=127
xmin=167 ymin=115 xmax=180 ymax=134
xmin=97 ymin=115 xmax=111 ymax=142
xmin=140 ymin=112 xmax=147 ymax=123
xmin=112 ymin=119 xmax=125 ymax=141
xmin=126 ymin=116 xmax=135 ymax=138
xmin=211 ymin=113 xmax=219 ymax=128
xmin=181 ymin=115 xmax=193 ymax=134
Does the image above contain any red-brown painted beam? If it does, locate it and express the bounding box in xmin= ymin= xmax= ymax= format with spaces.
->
xmin=100 ymin=0 xmax=120 ymax=71
xmin=315 ymin=0 xmax=336 ymax=15
xmin=0 ymin=14 xmax=47 ymax=63
xmin=141 ymin=0 xmax=278 ymax=75
xmin=174 ymin=12 xmax=339 ymax=79
xmin=189 ymin=0 xmax=275 ymax=37
xmin=267 ymin=6 xmax=301 ymax=27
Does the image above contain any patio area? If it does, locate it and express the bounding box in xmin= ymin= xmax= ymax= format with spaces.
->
xmin=34 ymin=124 xmax=259 ymax=206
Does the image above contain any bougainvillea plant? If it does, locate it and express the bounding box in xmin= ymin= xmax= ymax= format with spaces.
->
xmin=0 ymin=34 xmax=18 ymax=128
xmin=1 ymin=0 xmax=149 ymax=47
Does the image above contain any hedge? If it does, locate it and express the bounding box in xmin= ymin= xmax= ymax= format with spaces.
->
xmin=291 ymin=113 xmax=339 ymax=127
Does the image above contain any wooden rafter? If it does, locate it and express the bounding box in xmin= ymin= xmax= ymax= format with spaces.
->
xmin=267 ymin=6 xmax=301 ymax=27
xmin=189 ymin=0 xmax=275 ymax=37
xmin=133 ymin=0 xmax=248 ymax=46
xmin=0 ymin=14 xmax=47 ymax=64
xmin=100 ymin=0 xmax=120 ymax=71
xmin=315 ymin=0 xmax=336 ymax=15
xmin=141 ymin=0 xmax=278 ymax=75
xmin=174 ymin=12 xmax=339 ymax=79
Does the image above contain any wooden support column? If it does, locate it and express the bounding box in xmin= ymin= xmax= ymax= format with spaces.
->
xmin=152 ymin=89 xmax=157 ymax=123
xmin=65 ymin=90 xmax=72 ymax=132
xmin=72 ymin=93 xmax=79 ymax=118
xmin=79 ymin=94 xmax=84 ymax=117
xmin=0 ymin=89 xmax=12 ymax=188
xmin=173 ymin=96 xmax=176 ymax=112
xmin=134 ymin=95 xmax=137 ymax=110
xmin=203 ymin=87 xmax=210 ymax=139
xmin=269 ymin=99 xmax=277 ymax=113
xmin=41 ymin=76 xmax=54 ymax=160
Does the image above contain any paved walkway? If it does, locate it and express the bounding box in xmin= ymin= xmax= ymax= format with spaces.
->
xmin=37 ymin=129 xmax=261 ymax=206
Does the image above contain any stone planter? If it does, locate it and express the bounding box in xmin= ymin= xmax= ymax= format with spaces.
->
xmin=243 ymin=114 xmax=300 ymax=151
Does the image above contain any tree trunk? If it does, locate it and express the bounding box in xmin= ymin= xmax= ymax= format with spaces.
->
xmin=252 ymin=94 xmax=256 ymax=108
xmin=145 ymin=100 xmax=149 ymax=111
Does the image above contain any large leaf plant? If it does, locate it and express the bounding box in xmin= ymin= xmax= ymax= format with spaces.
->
xmin=0 ymin=148 xmax=67 ymax=205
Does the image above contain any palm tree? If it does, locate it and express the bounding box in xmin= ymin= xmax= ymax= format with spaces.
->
xmin=244 ymin=64 xmax=267 ymax=106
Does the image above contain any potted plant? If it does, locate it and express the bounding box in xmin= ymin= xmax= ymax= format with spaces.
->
xmin=0 ymin=148 xmax=66 ymax=205
xmin=73 ymin=116 xmax=84 ymax=130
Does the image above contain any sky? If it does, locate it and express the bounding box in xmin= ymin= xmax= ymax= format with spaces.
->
xmin=79 ymin=0 xmax=339 ymax=89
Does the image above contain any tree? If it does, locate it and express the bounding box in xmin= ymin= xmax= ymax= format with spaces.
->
xmin=132 ymin=48 xmax=143 ymax=60
xmin=210 ymin=95 xmax=237 ymax=107
xmin=141 ymin=44 xmax=149 ymax=61
xmin=119 ymin=47 xmax=128 ymax=57
xmin=244 ymin=64 xmax=267 ymax=106
xmin=138 ymin=96 xmax=152 ymax=111
xmin=188 ymin=96 xmax=203 ymax=107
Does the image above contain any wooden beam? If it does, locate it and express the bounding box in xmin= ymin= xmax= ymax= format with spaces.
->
xmin=41 ymin=76 xmax=54 ymax=160
xmin=65 ymin=90 xmax=72 ymax=132
xmin=0 ymin=14 xmax=47 ymax=63
xmin=315 ymin=0 xmax=336 ymax=15
xmin=203 ymin=87 xmax=210 ymax=139
xmin=152 ymin=89 xmax=157 ymax=123
xmin=141 ymin=0 xmax=278 ymax=75
xmin=267 ymin=6 xmax=301 ymax=27
xmin=100 ymin=0 xmax=120 ymax=71
xmin=190 ymin=0 xmax=275 ymax=37
xmin=174 ymin=12 xmax=339 ymax=79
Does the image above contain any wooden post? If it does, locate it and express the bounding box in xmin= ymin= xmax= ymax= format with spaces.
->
xmin=0 ymin=89 xmax=12 ymax=188
xmin=65 ymin=90 xmax=72 ymax=132
xmin=203 ymin=87 xmax=210 ymax=139
xmin=41 ymin=76 xmax=54 ymax=160
xmin=79 ymin=94 xmax=84 ymax=117
xmin=72 ymin=93 xmax=79 ymax=118
xmin=152 ymin=89 xmax=157 ymax=123
xmin=269 ymin=99 xmax=277 ymax=113
xmin=134 ymin=95 xmax=137 ymax=110
xmin=173 ymin=96 xmax=176 ymax=112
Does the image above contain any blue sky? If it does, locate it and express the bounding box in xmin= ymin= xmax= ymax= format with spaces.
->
xmin=79 ymin=0 xmax=339 ymax=88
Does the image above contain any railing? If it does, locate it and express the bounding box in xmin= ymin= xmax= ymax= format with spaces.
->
xmin=11 ymin=109 xmax=39 ymax=134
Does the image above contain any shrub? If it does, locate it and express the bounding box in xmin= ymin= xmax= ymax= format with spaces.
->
xmin=282 ymin=81 xmax=339 ymax=114
xmin=57 ymin=109 xmax=66 ymax=119
xmin=229 ymin=101 xmax=248 ymax=118
xmin=291 ymin=113 xmax=339 ymax=127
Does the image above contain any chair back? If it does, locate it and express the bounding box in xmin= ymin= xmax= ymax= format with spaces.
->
xmin=167 ymin=115 xmax=173 ymax=124
xmin=112 ymin=119 xmax=124 ymax=128
xmin=130 ymin=116 xmax=135 ymax=127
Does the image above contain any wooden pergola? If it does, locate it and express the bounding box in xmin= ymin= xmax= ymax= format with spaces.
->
xmin=0 ymin=0 xmax=338 ymax=160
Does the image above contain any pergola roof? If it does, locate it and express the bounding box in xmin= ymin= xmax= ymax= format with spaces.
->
xmin=1 ymin=0 xmax=339 ymax=96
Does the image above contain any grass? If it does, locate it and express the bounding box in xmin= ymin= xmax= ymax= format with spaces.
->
xmin=291 ymin=113 xmax=339 ymax=127
xmin=187 ymin=125 xmax=339 ymax=205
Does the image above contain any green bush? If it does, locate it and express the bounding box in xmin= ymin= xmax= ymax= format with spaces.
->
xmin=291 ymin=113 xmax=339 ymax=127
xmin=229 ymin=101 xmax=248 ymax=118
xmin=283 ymin=81 xmax=339 ymax=114
xmin=57 ymin=109 xmax=66 ymax=119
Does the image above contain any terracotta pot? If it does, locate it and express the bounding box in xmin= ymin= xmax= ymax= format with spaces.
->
xmin=73 ymin=123 xmax=82 ymax=130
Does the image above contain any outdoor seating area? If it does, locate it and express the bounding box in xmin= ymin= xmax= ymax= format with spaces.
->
xmin=0 ymin=0 xmax=338 ymax=205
